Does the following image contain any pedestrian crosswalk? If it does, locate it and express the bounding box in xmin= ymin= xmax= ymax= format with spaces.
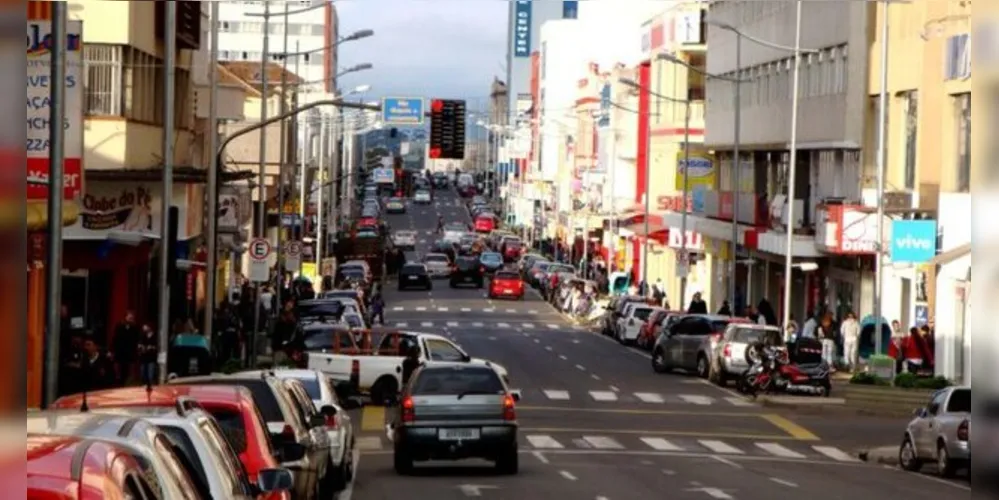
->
xmin=354 ymin=433 xmax=858 ymax=462
xmin=390 ymin=321 xmax=581 ymax=331
xmin=520 ymin=388 xmax=754 ymax=407
xmin=389 ymin=306 xmax=542 ymax=314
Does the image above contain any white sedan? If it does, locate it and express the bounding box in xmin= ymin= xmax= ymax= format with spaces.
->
xmin=392 ymin=230 xmax=417 ymax=250
xmin=414 ymin=190 xmax=432 ymax=204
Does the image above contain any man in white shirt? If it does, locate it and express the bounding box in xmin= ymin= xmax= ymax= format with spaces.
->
xmin=840 ymin=311 xmax=861 ymax=371
xmin=800 ymin=314 xmax=818 ymax=339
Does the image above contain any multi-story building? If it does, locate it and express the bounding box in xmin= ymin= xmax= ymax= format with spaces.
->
xmin=214 ymin=0 xmax=339 ymax=94
xmin=505 ymin=1 xmax=574 ymax=125
xmin=866 ymin=0 xmax=970 ymax=381
xmin=699 ymin=0 xmax=871 ymax=322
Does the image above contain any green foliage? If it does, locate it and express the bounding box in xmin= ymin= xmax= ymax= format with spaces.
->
xmin=849 ymin=371 xmax=889 ymax=386
xmin=894 ymin=372 xmax=952 ymax=389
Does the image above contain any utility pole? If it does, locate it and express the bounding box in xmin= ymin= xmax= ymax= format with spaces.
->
xmin=315 ymin=114 xmax=325 ymax=277
xmin=298 ymin=112 xmax=308 ymax=277
xmin=43 ymin=0 xmax=68 ymax=405
xmin=329 ymin=107 xmax=341 ymax=249
xmin=275 ymin=0 xmax=290 ymax=311
xmin=678 ymin=99 xmax=692 ymax=309
xmin=251 ymin=0 xmax=270 ymax=368
xmin=730 ymin=35 xmax=742 ymax=316
xmin=202 ymin=0 xmax=221 ymax=346
xmin=157 ymin=1 xmax=176 ymax=383
xmin=873 ymin=0 xmax=890 ymax=354
xmin=781 ymin=2 xmax=804 ymax=334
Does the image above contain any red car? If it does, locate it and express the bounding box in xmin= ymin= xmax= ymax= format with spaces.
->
xmin=53 ymin=385 xmax=292 ymax=500
xmin=489 ymin=271 xmax=524 ymax=300
xmin=28 ymin=433 xmax=156 ymax=499
xmin=636 ymin=310 xmax=683 ymax=350
xmin=473 ymin=214 xmax=495 ymax=233
xmin=501 ymin=240 xmax=523 ymax=262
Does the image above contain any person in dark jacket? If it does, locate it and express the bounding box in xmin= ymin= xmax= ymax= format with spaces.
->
xmin=687 ymin=292 xmax=708 ymax=314
xmin=401 ymin=345 xmax=421 ymax=387
xmin=59 ymin=330 xmax=85 ymax=396
xmin=757 ymin=298 xmax=778 ymax=326
xmin=137 ymin=324 xmax=158 ymax=386
xmin=111 ymin=310 xmax=139 ymax=385
xmin=370 ymin=293 xmax=386 ymax=325
xmin=81 ymin=335 xmax=115 ymax=390
xmin=271 ymin=300 xmax=297 ymax=358
xmin=717 ymin=301 xmax=732 ymax=316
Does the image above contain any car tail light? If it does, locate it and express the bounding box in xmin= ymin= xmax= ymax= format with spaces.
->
xmin=958 ymin=419 xmax=968 ymax=441
xmin=723 ymin=344 xmax=732 ymax=358
xmin=503 ymin=394 xmax=516 ymax=421
xmin=401 ymin=396 xmax=416 ymax=423
xmin=326 ymin=413 xmax=340 ymax=429
xmin=281 ymin=424 xmax=295 ymax=439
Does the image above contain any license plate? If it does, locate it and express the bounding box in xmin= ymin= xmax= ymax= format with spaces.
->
xmin=408 ymin=276 xmax=418 ymax=280
xmin=438 ymin=428 xmax=480 ymax=441
xmin=503 ymin=289 xmax=513 ymax=294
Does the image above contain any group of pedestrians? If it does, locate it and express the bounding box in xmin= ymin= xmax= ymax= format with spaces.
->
xmin=58 ymin=309 xmax=161 ymax=398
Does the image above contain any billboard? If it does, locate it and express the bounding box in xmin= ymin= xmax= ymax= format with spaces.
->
xmin=27 ymin=20 xmax=84 ymax=201
xmin=513 ymin=0 xmax=532 ymax=58
xmin=890 ymin=220 xmax=938 ymax=263
xmin=372 ymin=167 xmax=394 ymax=184
xmin=381 ymin=97 xmax=425 ymax=126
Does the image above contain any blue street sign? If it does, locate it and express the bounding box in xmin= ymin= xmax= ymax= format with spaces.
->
xmin=890 ymin=220 xmax=938 ymax=263
xmin=513 ymin=0 xmax=532 ymax=57
xmin=381 ymin=97 xmax=425 ymax=125
xmin=562 ymin=1 xmax=578 ymax=19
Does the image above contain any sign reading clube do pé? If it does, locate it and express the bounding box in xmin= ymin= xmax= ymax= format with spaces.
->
xmin=26 ymin=20 xmax=84 ymax=202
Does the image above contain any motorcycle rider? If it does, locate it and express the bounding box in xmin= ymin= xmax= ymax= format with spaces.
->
xmin=436 ymin=215 xmax=445 ymax=233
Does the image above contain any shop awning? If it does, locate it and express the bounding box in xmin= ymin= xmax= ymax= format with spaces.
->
xmin=621 ymin=219 xmax=667 ymax=238
xmin=26 ymin=200 xmax=79 ymax=232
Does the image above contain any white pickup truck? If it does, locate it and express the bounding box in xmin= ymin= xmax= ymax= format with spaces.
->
xmin=306 ymin=330 xmax=510 ymax=404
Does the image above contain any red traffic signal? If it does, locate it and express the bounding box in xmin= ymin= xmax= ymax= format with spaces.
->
xmin=431 ymin=99 xmax=444 ymax=113
xmin=429 ymin=147 xmax=442 ymax=159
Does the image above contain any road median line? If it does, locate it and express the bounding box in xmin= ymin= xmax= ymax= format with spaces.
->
xmin=760 ymin=413 xmax=821 ymax=441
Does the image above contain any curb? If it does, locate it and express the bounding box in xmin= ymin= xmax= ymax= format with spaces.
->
xmin=857 ymin=446 xmax=898 ymax=466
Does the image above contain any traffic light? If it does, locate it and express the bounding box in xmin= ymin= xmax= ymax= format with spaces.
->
xmin=428 ymin=99 xmax=466 ymax=160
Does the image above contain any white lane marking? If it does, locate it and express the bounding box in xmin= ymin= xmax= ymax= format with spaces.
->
xmin=534 ymin=338 xmax=541 ymax=344
xmin=437 ymin=307 xmax=449 ymax=312
xmin=589 ymin=391 xmax=618 ymax=402
xmin=640 ymin=437 xmax=684 ymax=451
xmin=497 ymin=322 xmax=510 ymax=328
xmin=522 ymin=323 xmax=535 ymax=329
xmin=609 ymin=386 xmax=620 ymax=392
xmin=355 ymin=436 xmax=382 ymax=451
xmin=528 ymin=310 xmax=538 ymax=314
xmin=488 ymin=336 xmax=497 ymax=341
xmin=392 ymin=306 xmax=404 ymax=311
xmin=559 ymin=470 xmax=578 ymax=481
xmin=634 ymin=392 xmax=665 ymax=403
xmin=812 ymin=446 xmax=859 ymax=462
xmin=531 ymin=450 xmax=550 ymax=464
xmin=394 ymin=322 xmax=408 ymax=328
xmin=527 ymin=435 xmax=565 ymax=449
xmin=506 ymin=309 xmax=516 ymax=313
xmin=542 ymin=390 xmax=570 ymax=400
xmin=596 ymin=497 xmax=610 ymax=500
xmin=415 ymin=307 xmax=427 ymax=311
xmin=547 ymin=324 xmax=560 ymax=329
xmin=770 ymin=478 xmax=798 ymax=488
xmin=461 ymin=307 xmax=471 ymax=312
xmin=572 ymin=339 xmax=580 ymax=344
xmin=472 ymin=322 xmax=484 ymax=327
xmin=710 ymin=455 xmax=743 ymax=469
xmin=724 ymin=396 xmax=753 ymax=407
xmin=699 ymin=440 xmax=744 ymax=454
xmin=545 ymin=346 xmax=553 ymax=351
xmin=575 ymin=364 xmax=586 ymax=371
xmin=679 ymin=394 xmax=714 ymax=405
xmin=446 ymin=321 xmax=459 ymax=327
xmin=756 ymin=443 xmax=806 ymax=459
xmin=582 ymin=436 xmax=624 ymax=449
xmin=483 ymin=308 xmax=495 ymax=313
xmin=558 ymin=354 xmax=567 ymax=360
xmin=590 ymin=374 xmax=601 ymax=380
xmin=420 ymin=322 xmax=433 ymax=327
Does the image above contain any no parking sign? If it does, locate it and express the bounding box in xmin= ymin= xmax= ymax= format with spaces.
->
xmin=249 ymin=238 xmax=272 ymax=282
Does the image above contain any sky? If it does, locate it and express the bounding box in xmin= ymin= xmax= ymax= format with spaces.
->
xmin=334 ymin=0 xmax=509 ymax=113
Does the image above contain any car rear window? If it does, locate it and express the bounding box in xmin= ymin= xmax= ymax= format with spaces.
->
xmin=494 ymin=272 xmax=519 ymax=280
xmin=456 ymin=258 xmax=479 ymax=270
xmin=293 ymin=376 xmax=322 ymax=400
xmin=411 ymin=367 xmax=505 ymax=395
xmin=481 ymin=253 xmax=502 ymax=262
xmin=210 ymin=409 xmax=248 ymax=454
xmin=212 ymin=380 xmax=284 ymax=424
xmin=160 ymin=426 xmax=208 ymax=487
xmin=732 ymin=328 xmax=766 ymax=343
xmin=946 ymin=389 xmax=971 ymax=413
xmin=402 ymin=265 xmax=427 ymax=275
xmin=710 ymin=320 xmax=732 ymax=332
xmin=633 ymin=308 xmax=654 ymax=321
xmin=426 ymin=255 xmax=449 ymax=263
xmin=549 ymin=265 xmax=574 ymax=274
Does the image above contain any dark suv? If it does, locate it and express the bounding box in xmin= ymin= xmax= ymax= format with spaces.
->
xmin=449 ymin=256 xmax=485 ymax=288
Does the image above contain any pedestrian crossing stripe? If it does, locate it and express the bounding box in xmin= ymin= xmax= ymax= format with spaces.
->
xmin=390 ymin=321 xmax=567 ymax=330
xmin=354 ymin=434 xmax=858 ymax=461
xmin=381 ymin=306 xmax=563 ymax=314
xmin=522 ymin=389 xmax=756 ymax=407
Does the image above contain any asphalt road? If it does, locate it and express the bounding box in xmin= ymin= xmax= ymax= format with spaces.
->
xmin=339 ymin=188 xmax=971 ymax=500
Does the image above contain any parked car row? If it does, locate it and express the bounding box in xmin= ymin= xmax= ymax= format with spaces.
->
xmin=27 ymin=369 xmax=358 ymax=499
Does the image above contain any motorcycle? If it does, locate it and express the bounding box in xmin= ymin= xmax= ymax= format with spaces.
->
xmin=738 ymin=342 xmax=832 ymax=397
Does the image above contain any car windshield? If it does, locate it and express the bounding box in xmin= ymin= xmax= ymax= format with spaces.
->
xmin=481 ymin=253 xmax=502 ymax=263
xmin=411 ymin=367 xmax=505 ymax=395
xmin=710 ymin=320 xmax=733 ymax=332
xmin=297 ymin=301 xmax=343 ymax=319
xmin=302 ymin=327 xmax=338 ymax=350
xmin=426 ymin=255 xmax=449 ymax=263
xmin=633 ymin=308 xmax=654 ymax=321
xmin=495 ymin=272 xmax=519 ymax=281
xmin=946 ymin=389 xmax=971 ymax=412
xmin=206 ymin=380 xmax=284 ymax=423
xmin=209 ymin=410 xmax=247 ymax=454
xmin=389 ymin=198 xmax=402 ymax=203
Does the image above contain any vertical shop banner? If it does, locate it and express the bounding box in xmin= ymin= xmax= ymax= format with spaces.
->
xmin=676 ymin=153 xmax=715 ymax=213
xmin=26 ymin=20 xmax=84 ymax=201
xmin=513 ymin=0 xmax=532 ymax=57
xmin=562 ymin=1 xmax=578 ymax=19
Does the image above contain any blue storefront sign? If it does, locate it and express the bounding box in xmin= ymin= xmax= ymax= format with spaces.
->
xmin=381 ymin=97 xmax=424 ymax=125
xmin=513 ymin=0 xmax=532 ymax=58
xmin=562 ymin=1 xmax=578 ymax=19
xmin=890 ymin=220 xmax=938 ymax=263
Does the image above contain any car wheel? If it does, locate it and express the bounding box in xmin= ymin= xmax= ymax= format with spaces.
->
xmin=696 ymin=355 xmax=710 ymax=378
xmin=652 ymin=348 xmax=670 ymax=374
xmin=393 ymin=446 xmax=414 ymax=475
xmin=898 ymin=436 xmax=923 ymax=472
xmin=713 ymin=368 xmax=729 ymax=387
xmin=495 ymin=445 xmax=519 ymax=475
xmin=937 ymin=440 xmax=957 ymax=478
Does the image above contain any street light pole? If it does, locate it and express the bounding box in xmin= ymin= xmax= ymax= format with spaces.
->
xmin=275 ymin=0 xmax=290 ymax=310
xmin=250 ymin=0 xmax=270 ymax=367
xmin=202 ymin=0 xmax=221 ymax=346
xmin=642 ymin=60 xmax=661 ymax=291
xmin=781 ymin=1 xmax=805 ymax=334
xmin=157 ymin=1 xmax=176 ymax=382
xmin=730 ymin=34 xmax=742 ymax=316
xmin=873 ymin=0 xmax=890 ymax=354
xmin=678 ymin=99 xmax=692 ymax=309
xmin=43 ymin=0 xmax=68 ymax=405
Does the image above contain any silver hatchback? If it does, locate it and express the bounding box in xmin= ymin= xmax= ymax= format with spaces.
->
xmin=390 ymin=362 xmax=522 ymax=475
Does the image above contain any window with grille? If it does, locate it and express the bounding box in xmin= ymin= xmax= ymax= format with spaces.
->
xmin=83 ymin=44 xmax=123 ymax=116
xmin=955 ymin=93 xmax=970 ymax=192
xmin=903 ymin=91 xmax=918 ymax=190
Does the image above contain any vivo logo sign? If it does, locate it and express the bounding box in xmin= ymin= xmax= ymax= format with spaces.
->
xmin=890 ymin=220 xmax=937 ymax=263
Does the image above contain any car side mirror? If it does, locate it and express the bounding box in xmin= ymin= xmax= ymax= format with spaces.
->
xmin=320 ymin=405 xmax=338 ymax=418
xmin=278 ymin=442 xmax=307 ymax=463
xmin=257 ymin=468 xmax=294 ymax=492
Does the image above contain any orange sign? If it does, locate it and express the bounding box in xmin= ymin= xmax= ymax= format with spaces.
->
xmin=656 ymin=194 xmax=691 ymax=213
xmin=27 ymin=0 xmax=52 ymax=20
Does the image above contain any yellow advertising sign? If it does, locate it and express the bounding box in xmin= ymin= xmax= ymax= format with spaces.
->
xmin=675 ymin=152 xmax=716 ymax=191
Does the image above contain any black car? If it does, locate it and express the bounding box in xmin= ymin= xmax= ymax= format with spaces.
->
xmin=399 ymin=263 xmax=432 ymax=291
xmin=432 ymin=174 xmax=448 ymax=189
xmin=449 ymin=256 xmax=485 ymax=288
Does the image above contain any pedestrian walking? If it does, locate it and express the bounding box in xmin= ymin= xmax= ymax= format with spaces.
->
xmin=840 ymin=311 xmax=861 ymax=371
xmin=111 ymin=310 xmax=139 ymax=386
xmin=817 ymin=313 xmax=837 ymax=368
xmin=370 ymin=293 xmax=385 ymax=325
xmin=81 ymin=334 xmax=115 ymax=391
xmin=137 ymin=324 xmax=158 ymax=386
